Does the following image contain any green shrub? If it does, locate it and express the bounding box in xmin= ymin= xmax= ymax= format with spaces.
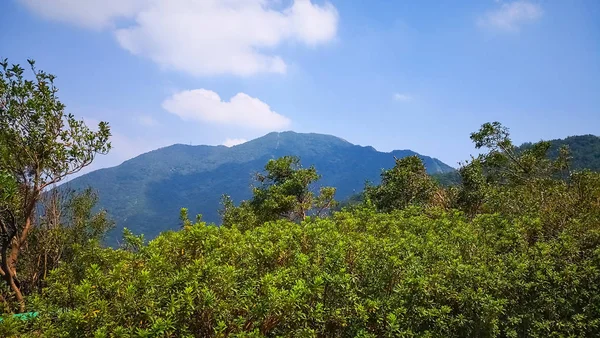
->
xmin=10 ymin=207 xmax=599 ymax=337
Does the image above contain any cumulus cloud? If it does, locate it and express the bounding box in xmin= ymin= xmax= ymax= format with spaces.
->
xmin=222 ymin=138 xmax=248 ymax=147
xmin=478 ymin=1 xmax=543 ymax=32
xmin=162 ymin=89 xmax=291 ymax=130
xmin=393 ymin=93 xmax=412 ymax=102
xmin=19 ymin=0 xmax=339 ymax=76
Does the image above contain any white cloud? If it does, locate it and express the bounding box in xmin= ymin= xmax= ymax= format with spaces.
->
xmin=393 ymin=93 xmax=412 ymax=102
xmin=162 ymin=89 xmax=291 ymax=130
xmin=478 ymin=1 xmax=543 ymax=32
xmin=136 ymin=115 xmax=159 ymax=127
xmin=222 ymin=138 xmax=248 ymax=147
xmin=18 ymin=0 xmax=146 ymax=30
xmin=19 ymin=0 xmax=339 ymax=76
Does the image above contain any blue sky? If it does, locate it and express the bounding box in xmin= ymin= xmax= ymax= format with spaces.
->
xmin=1 ymin=0 xmax=599 ymax=173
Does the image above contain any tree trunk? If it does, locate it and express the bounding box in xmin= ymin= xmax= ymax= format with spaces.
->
xmin=0 ymin=213 xmax=25 ymax=313
xmin=2 ymin=197 xmax=37 ymax=313
xmin=9 ymin=197 xmax=36 ymax=276
xmin=5 ymin=271 xmax=25 ymax=313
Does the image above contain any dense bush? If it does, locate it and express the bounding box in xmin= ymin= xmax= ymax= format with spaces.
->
xmin=0 ymin=203 xmax=595 ymax=337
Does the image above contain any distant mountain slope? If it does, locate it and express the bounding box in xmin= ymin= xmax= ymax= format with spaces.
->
xmin=519 ymin=134 xmax=600 ymax=171
xmin=63 ymin=131 xmax=454 ymax=242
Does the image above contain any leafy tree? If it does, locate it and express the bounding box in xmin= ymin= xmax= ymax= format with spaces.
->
xmin=520 ymin=134 xmax=600 ymax=172
xmin=365 ymin=155 xmax=438 ymax=212
xmin=219 ymin=195 xmax=258 ymax=232
xmin=453 ymin=157 xmax=487 ymax=217
xmin=469 ymin=121 xmax=570 ymax=185
xmin=452 ymin=122 xmax=570 ymax=216
xmin=0 ymin=59 xmax=110 ymax=311
xmin=17 ymin=188 xmax=114 ymax=296
xmin=251 ymin=156 xmax=336 ymax=222
xmin=221 ymin=156 xmax=337 ymax=229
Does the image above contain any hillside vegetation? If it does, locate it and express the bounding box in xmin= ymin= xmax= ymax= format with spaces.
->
xmin=2 ymin=61 xmax=600 ymax=337
xmin=430 ymin=134 xmax=600 ymax=188
xmin=64 ymin=132 xmax=453 ymax=243
xmin=520 ymin=134 xmax=600 ymax=171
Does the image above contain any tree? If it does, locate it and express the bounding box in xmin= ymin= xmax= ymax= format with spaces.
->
xmin=221 ymin=156 xmax=337 ymax=228
xmin=219 ymin=196 xmax=259 ymax=232
xmin=453 ymin=157 xmax=488 ymax=217
xmin=440 ymin=122 xmax=577 ymax=218
xmin=452 ymin=122 xmax=596 ymax=240
xmin=469 ymin=121 xmax=570 ymax=185
xmin=365 ymin=155 xmax=438 ymax=212
xmin=0 ymin=170 xmax=20 ymax=312
xmin=0 ymin=59 xmax=111 ymax=311
xmin=18 ymin=188 xmax=114 ymax=295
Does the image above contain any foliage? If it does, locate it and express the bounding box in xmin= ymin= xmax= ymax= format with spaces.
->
xmin=17 ymin=189 xmax=114 ymax=295
xmin=3 ymin=203 xmax=597 ymax=337
xmin=365 ymin=156 xmax=439 ymax=212
xmin=0 ymin=59 xmax=111 ymax=189
xmin=435 ymin=133 xmax=600 ymax=188
xmin=0 ymin=59 xmax=111 ymax=311
xmin=221 ymin=156 xmax=337 ymax=230
xmin=451 ymin=122 xmax=574 ymax=218
xmin=431 ymin=170 xmax=461 ymax=187
xmin=334 ymin=192 xmax=365 ymax=211
xmin=0 ymin=185 xmax=114 ymax=314
xmin=520 ymin=134 xmax=600 ymax=172
xmin=0 ymin=171 xmax=18 ymax=205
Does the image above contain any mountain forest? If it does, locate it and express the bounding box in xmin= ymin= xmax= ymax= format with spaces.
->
xmin=63 ymin=130 xmax=454 ymax=244
xmin=1 ymin=61 xmax=600 ymax=337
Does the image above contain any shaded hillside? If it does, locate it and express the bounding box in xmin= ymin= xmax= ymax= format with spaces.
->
xmin=520 ymin=134 xmax=600 ymax=171
xmin=63 ymin=131 xmax=453 ymax=242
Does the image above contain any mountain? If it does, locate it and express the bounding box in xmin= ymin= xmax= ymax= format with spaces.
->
xmin=63 ymin=131 xmax=454 ymax=242
xmin=519 ymin=134 xmax=600 ymax=171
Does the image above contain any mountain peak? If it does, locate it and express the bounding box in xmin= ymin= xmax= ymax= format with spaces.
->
xmin=65 ymin=131 xmax=454 ymax=243
xmin=248 ymin=131 xmax=353 ymax=147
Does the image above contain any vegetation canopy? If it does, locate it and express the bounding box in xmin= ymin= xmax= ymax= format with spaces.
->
xmin=0 ymin=60 xmax=599 ymax=337
xmin=0 ymin=59 xmax=111 ymax=312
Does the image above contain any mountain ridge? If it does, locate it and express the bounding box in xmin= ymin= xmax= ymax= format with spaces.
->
xmin=63 ymin=131 xmax=453 ymax=242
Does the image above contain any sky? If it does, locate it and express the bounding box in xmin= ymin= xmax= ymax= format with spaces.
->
xmin=1 ymin=0 xmax=599 ymax=174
